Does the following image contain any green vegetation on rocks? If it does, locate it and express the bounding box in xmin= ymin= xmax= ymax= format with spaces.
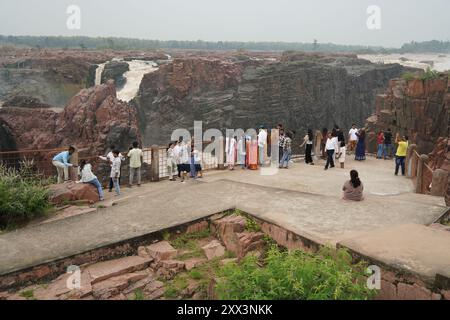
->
xmin=215 ymin=246 xmax=376 ymax=300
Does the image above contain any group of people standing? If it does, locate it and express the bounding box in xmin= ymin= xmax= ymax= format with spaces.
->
xmin=50 ymin=122 xmax=410 ymax=205
xmin=51 ymin=141 xmax=145 ymax=201
xmin=166 ymin=137 xmax=203 ymax=183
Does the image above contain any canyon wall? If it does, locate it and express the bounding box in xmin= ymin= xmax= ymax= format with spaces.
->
xmin=366 ymin=74 xmax=449 ymax=154
xmin=366 ymin=74 xmax=449 ymax=205
xmin=133 ymin=52 xmax=410 ymax=145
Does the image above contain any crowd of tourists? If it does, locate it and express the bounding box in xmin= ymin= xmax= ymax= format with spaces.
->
xmin=50 ymin=123 xmax=409 ymax=203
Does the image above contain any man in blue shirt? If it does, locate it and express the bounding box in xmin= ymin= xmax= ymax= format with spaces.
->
xmin=52 ymin=146 xmax=76 ymax=183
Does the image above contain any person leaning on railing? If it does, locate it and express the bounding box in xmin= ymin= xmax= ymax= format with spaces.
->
xmin=394 ymin=133 xmax=409 ymax=176
xmin=52 ymin=146 xmax=76 ymax=184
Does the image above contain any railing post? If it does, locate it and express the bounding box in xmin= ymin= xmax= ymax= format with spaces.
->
xmin=406 ymin=144 xmax=417 ymax=178
xmin=416 ymin=154 xmax=429 ymax=194
xmin=150 ymin=145 xmax=160 ymax=182
xmin=430 ymin=169 xmax=448 ymax=197
xmin=69 ymin=148 xmax=79 ymax=181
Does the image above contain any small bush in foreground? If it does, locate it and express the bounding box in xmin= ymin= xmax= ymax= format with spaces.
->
xmin=0 ymin=163 xmax=51 ymax=229
xmin=216 ymin=246 xmax=376 ymax=300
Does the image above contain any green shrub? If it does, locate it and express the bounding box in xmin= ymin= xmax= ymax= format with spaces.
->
xmin=420 ymin=67 xmax=439 ymax=81
xmin=215 ymin=246 xmax=376 ymax=300
xmin=0 ymin=162 xmax=51 ymax=229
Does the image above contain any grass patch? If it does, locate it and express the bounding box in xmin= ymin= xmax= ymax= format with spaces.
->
xmin=20 ymin=289 xmax=36 ymax=300
xmin=402 ymin=72 xmax=416 ymax=81
xmin=215 ymin=246 xmax=376 ymax=300
xmin=164 ymin=285 xmax=179 ymax=299
xmin=189 ymin=270 xmax=204 ymax=280
xmin=171 ymin=229 xmax=211 ymax=249
xmin=177 ymin=247 xmax=204 ymax=260
xmin=133 ymin=288 xmax=144 ymax=300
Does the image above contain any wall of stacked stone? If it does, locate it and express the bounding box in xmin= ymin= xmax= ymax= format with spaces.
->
xmin=340 ymin=248 xmax=450 ymax=300
xmin=0 ymin=216 xmax=213 ymax=291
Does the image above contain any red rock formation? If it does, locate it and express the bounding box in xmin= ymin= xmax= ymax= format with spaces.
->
xmin=48 ymin=182 xmax=100 ymax=205
xmin=366 ymin=74 xmax=449 ymax=154
xmin=141 ymin=58 xmax=244 ymax=101
xmin=0 ymin=81 xmax=141 ymax=155
xmin=366 ymin=74 xmax=449 ymax=203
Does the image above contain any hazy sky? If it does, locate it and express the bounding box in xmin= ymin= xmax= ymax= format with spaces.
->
xmin=1 ymin=0 xmax=449 ymax=47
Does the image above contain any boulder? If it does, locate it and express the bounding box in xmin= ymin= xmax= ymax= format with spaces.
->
xmin=142 ymin=241 xmax=178 ymax=261
xmin=212 ymin=215 xmax=246 ymax=254
xmin=48 ymin=182 xmax=100 ymax=205
xmin=202 ymin=240 xmax=226 ymax=260
xmin=184 ymin=258 xmax=207 ymax=271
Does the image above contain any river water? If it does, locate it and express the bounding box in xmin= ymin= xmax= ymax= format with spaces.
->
xmin=358 ymin=53 xmax=450 ymax=72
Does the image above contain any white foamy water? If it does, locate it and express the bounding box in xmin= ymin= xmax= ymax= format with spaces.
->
xmin=116 ymin=60 xmax=158 ymax=102
xmin=94 ymin=59 xmax=159 ymax=102
xmin=94 ymin=63 xmax=106 ymax=86
xmin=358 ymin=53 xmax=450 ymax=72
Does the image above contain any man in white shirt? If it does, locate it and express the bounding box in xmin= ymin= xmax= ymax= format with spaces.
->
xmin=257 ymin=126 xmax=267 ymax=166
xmin=348 ymin=124 xmax=359 ymax=154
xmin=324 ymin=132 xmax=339 ymax=170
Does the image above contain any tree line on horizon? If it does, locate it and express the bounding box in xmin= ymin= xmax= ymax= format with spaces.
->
xmin=0 ymin=35 xmax=449 ymax=54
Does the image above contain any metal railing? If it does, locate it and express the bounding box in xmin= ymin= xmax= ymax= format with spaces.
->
xmin=0 ymin=143 xmax=221 ymax=186
xmin=406 ymin=146 xmax=444 ymax=196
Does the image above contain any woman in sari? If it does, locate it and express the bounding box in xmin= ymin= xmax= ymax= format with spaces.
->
xmin=355 ymin=129 xmax=366 ymax=161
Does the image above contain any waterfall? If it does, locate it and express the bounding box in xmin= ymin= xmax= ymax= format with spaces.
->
xmin=94 ymin=58 xmax=164 ymax=102
xmin=116 ymin=60 xmax=159 ymax=102
xmin=94 ymin=63 xmax=106 ymax=86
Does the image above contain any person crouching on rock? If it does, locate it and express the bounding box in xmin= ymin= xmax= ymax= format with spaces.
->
xmin=52 ymin=146 xmax=76 ymax=184
xmin=342 ymin=170 xmax=364 ymax=201
xmin=111 ymin=150 xmax=122 ymax=196
xmin=77 ymin=159 xmax=104 ymax=201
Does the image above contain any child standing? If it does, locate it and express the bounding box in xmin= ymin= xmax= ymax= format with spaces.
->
xmin=111 ymin=150 xmax=121 ymax=196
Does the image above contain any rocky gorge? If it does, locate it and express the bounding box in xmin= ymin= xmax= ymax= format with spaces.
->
xmin=0 ymin=81 xmax=140 ymax=154
xmin=133 ymin=52 xmax=412 ymax=145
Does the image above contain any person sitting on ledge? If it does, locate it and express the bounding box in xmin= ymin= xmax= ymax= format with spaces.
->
xmin=77 ymin=159 xmax=104 ymax=201
xmin=342 ymin=170 xmax=364 ymax=201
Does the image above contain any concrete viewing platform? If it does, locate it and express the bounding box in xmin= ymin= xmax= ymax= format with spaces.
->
xmin=0 ymin=155 xmax=448 ymax=287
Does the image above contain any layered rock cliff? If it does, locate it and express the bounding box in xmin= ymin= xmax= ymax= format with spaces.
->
xmin=366 ymin=74 xmax=449 ymax=154
xmin=133 ymin=52 xmax=410 ymax=145
xmin=0 ymin=81 xmax=141 ymax=154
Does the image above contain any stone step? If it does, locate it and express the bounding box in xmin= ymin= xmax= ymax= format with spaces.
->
xmin=91 ymin=271 xmax=149 ymax=300
xmin=86 ymin=256 xmax=153 ymax=284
